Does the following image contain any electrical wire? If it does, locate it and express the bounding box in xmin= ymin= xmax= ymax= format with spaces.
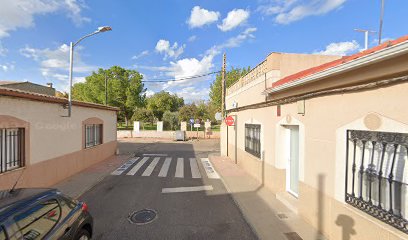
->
xmin=141 ymin=71 xmax=221 ymax=83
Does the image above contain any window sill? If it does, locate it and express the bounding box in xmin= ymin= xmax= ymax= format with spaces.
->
xmin=0 ymin=167 xmax=25 ymax=177
xmin=84 ymin=143 xmax=103 ymax=150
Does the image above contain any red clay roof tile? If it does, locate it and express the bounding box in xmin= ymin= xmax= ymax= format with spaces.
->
xmin=269 ymin=35 xmax=408 ymax=90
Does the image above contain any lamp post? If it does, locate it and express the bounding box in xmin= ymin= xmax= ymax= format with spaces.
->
xmin=68 ymin=26 xmax=112 ymax=117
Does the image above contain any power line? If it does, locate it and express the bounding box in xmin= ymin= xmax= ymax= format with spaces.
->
xmin=141 ymin=71 xmax=221 ymax=83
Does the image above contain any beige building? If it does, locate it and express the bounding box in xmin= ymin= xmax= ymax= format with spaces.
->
xmin=0 ymin=81 xmax=56 ymax=96
xmin=0 ymin=87 xmax=117 ymax=190
xmin=222 ymin=35 xmax=408 ymax=239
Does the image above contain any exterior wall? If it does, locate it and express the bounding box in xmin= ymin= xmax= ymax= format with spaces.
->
xmin=0 ymin=96 xmax=117 ymax=189
xmin=117 ymin=130 xmax=220 ymax=139
xmin=226 ymin=53 xmax=341 ymax=109
xmin=1 ymin=82 xmax=56 ymax=96
xmin=221 ymin=73 xmax=408 ymax=238
xmin=266 ymin=53 xmax=341 ymax=79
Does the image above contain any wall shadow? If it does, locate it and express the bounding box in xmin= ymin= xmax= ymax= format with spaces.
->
xmin=335 ymin=214 xmax=356 ymax=240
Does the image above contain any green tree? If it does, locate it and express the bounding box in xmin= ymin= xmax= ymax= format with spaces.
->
xmin=178 ymin=104 xmax=197 ymax=121
xmin=162 ymin=111 xmax=179 ymax=130
xmin=146 ymin=91 xmax=184 ymax=120
xmin=132 ymin=108 xmax=155 ymax=129
xmin=73 ymin=66 xmax=146 ymax=126
xmin=209 ymin=67 xmax=250 ymax=111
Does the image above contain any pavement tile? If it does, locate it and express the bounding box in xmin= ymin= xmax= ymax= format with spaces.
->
xmin=53 ymin=154 xmax=132 ymax=198
xmin=209 ymin=154 xmax=326 ymax=240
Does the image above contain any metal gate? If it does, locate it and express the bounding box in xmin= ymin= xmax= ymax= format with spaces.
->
xmin=345 ymin=130 xmax=407 ymax=234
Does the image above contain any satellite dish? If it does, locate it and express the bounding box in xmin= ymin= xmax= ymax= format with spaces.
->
xmin=215 ymin=112 xmax=222 ymax=121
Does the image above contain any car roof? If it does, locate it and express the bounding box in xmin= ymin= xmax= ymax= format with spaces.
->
xmin=0 ymin=188 xmax=59 ymax=221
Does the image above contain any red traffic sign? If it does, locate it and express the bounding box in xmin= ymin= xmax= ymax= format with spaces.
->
xmin=225 ymin=116 xmax=235 ymax=126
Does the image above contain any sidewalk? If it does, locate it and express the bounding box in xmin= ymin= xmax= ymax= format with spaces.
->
xmin=53 ymin=154 xmax=132 ymax=199
xmin=209 ymin=154 xmax=326 ymax=240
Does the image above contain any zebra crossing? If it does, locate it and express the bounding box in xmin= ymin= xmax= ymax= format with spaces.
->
xmin=111 ymin=156 xmax=219 ymax=179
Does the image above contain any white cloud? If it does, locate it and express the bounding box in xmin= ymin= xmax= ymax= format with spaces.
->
xmin=187 ymin=6 xmax=220 ymax=28
xmin=207 ymin=27 xmax=257 ymax=56
xmin=0 ymin=0 xmax=90 ymax=38
xmin=218 ymin=9 xmax=250 ymax=32
xmin=155 ymin=39 xmax=185 ymax=60
xmin=132 ymin=50 xmax=149 ymax=60
xmin=139 ymin=27 xmax=257 ymax=96
xmin=0 ymin=41 xmax=8 ymax=56
xmin=314 ymin=40 xmax=359 ymax=56
xmin=258 ymin=0 xmax=346 ymax=24
xmin=188 ymin=35 xmax=197 ymax=42
xmin=145 ymin=90 xmax=155 ymax=97
xmin=19 ymin=43 xmax=95 ymax=91
xmin=174 ymin=87 xmax=210 ymax=102
xmin=0 ymin=62 xmax=15 ymax=72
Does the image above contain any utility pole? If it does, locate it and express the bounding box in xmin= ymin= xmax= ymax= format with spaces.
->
xmin=104 ymin=71 xmax=108 ymax=105
xmin=378 ymin=0 xmax=385 ymax=44
xmin=354 ymin=29 xmax=376 ymax=50
xmin=221 ymin=53 xmax=226 ymax=118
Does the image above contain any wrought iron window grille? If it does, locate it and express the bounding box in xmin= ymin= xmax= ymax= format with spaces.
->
xmin=345 ymin=130 xmax=408 ymax=234
xmin=0 ymin=128 xmax=25 ymax=174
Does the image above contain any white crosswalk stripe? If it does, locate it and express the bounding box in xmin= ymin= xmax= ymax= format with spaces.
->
xmin=142 ymin=157 xmax=160 ymax=176
xmin=158 ymin=157 xmax=172 ymax=177
xmin=111 ymin=157 xmax=139 ymax=175
xmin=189 ymin=158 xmax=201 ymax=178
xmin=126 ymin=157 xmax=149 ymax=175
xmin=110 ymin=156 xmax=216 ymax=179
xmin=175 ymin=158 xmax=184 ymax=178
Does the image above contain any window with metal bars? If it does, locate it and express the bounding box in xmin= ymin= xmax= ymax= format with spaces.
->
xmin=245 ymin=124 xmax=261 ymax=158
xmin=345 ymin=130 xmax=408 ymax=234
xmin=85 ymin=124 xmax=102 ymax=148
xmin=0 ymin=128 xmax=25 ymax=173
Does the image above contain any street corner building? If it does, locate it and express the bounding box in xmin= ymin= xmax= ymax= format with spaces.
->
xmin=0 ymin=86 xmax=118 ymax=190
xmin=221 ymin=35 xmax=408 ymax=239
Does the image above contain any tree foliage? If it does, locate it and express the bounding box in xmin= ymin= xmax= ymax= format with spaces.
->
xmin=162 ymin=111 xmax=179 ymax=130
xmin=146 ymin=91 xmax=184 ymax=120
xmin=72 ymin=66 xmax=146 ymax=125
xmin=209 ymin=67 xmax=250 ymax=111
xmin=132 ymin=108 xmax=155 ymax=127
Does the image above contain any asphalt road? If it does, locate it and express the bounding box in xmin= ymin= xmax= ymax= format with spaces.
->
xmin=80 ymin=139 xmax=257 ymax=240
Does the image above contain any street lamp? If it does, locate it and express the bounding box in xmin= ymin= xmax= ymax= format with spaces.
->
xmin=67 ymin=26 xmax=112 ymax=117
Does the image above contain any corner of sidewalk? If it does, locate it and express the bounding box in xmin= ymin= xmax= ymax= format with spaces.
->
xmin=53 ymin=153 xmax=132 ymax=199
xmin=208 ymin=153 xmax=326 ymax=240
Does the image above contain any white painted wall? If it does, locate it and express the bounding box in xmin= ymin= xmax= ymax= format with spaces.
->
xmin=0 ymin=97 xmax=117 ymax=164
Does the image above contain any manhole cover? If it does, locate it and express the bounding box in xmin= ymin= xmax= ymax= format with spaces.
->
xmin=128 ymin=209 xmax=157 ymax=225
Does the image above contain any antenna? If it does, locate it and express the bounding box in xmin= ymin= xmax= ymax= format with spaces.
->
xmin=378 ymin=0 xmax=385 ymax=44
xmin=9 ymin=170 xmax=24 ymax=193
xmin=354 ymin=29 xmax=376 ymax=50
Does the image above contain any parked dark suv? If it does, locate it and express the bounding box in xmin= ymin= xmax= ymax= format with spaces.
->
xmin=0 ymin=188 xmax=93 ymax=240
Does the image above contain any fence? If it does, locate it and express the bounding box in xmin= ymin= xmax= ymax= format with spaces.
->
xmin=345 ymin=130 xmax=408 ymax=233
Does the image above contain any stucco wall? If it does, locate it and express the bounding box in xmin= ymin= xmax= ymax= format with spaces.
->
xmin=0 ymin=96 xmax=117 ymax=165
xmin=221 ymin=79 xmax=408 ymax=239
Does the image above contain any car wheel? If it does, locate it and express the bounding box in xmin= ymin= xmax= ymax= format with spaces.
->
xmin=75 ymin=229 xmax=91 ymax=240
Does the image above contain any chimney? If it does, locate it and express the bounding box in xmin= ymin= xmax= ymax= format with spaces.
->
xmin=46 ymin=82 xmax=53 ymax=88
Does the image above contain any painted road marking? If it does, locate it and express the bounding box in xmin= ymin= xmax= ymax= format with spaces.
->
xmin=175 ymin=158 xmax=184 ymax=178
xmin=143 ymin=154 xmax=168 ymax=157
xmin=142 ymin=157 xmax=160 ymax=176
xmin=111 ymin=157 xmax=139 ymax=175
xmin=201 ymin=158 xmax=220 ymax=179
xmin=158 ymin=157 xmax=172 ymax=177
xmin=162 ymin=185 xmax=213 ymax=193
xmin=127 ymin=157 xmax=149 ymax=175
xmin=189 ymin=158 xmax=201 ymax=178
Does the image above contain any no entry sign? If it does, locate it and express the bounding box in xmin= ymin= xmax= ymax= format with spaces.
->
xmin=225 ymin=116 xmax=235 ymax=126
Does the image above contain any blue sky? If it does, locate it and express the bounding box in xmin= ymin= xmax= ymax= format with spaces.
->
xmin=0 ymin=0 xmax=407 ymax=102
